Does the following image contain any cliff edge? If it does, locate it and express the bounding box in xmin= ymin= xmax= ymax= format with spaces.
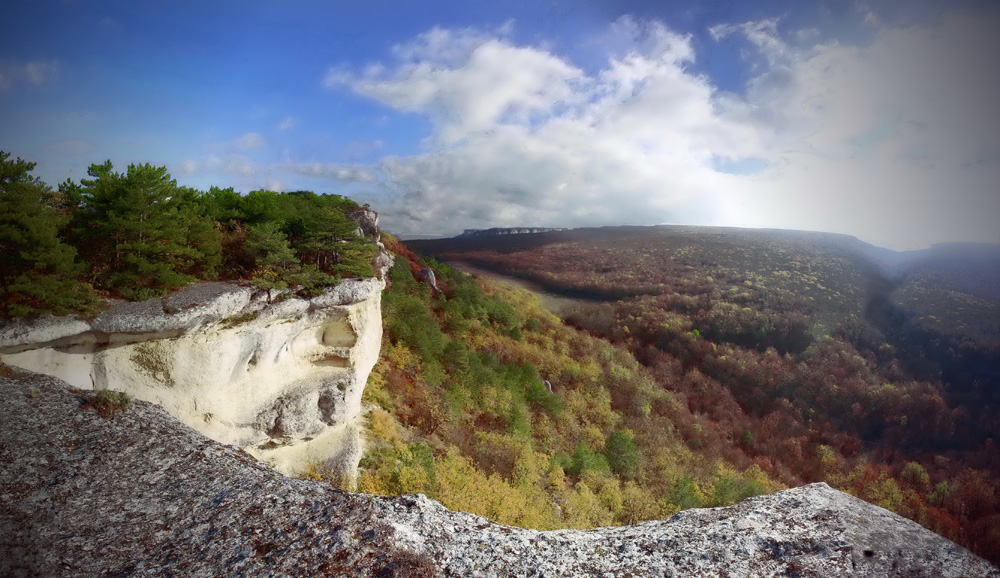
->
xmin=0 ymin=277 xmax=385 ymax=477
xmin=2 ymin=371 xmax=996 ymax=577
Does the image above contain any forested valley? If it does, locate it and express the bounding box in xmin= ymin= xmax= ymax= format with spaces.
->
xmin=408 ymin=226 xmax=1000 ymax=564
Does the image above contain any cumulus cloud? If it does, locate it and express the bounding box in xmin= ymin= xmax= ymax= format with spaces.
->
xmin=331 ymin=19 xmax=755 ymax=234
xmin=179 ymin=159 xmax=200 ymax=174
xmin=175 ymin=154 xmax=259 ymax=178
xmin=277 ymin=116 xmax=297 ymax=130
xmin=727 ymin=12 xmax=1000 ymax=249
xmin=327 ymin=12 xmax=999 ymax=249
xmin=331 ymin=25 xmax=587 ymax=144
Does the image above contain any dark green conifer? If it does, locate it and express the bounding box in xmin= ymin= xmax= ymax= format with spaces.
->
xmin=70 ymin=161 xmax=221 ymax=299
xmin=245 ymin=221 xmax=302 ymax=289
xmin=0 ymin=152 xmax=99 ymax=317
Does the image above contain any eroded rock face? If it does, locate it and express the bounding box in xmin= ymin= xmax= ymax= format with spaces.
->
xmin=0 ymin=278 xmax=385 ymax=477
xmin=349 ymin=205 xmax=380 ymax=238
xmin=348 ymin=206 xmax=395 ymax=277
xmin=2 ymin=372 xmax=997 ymax=578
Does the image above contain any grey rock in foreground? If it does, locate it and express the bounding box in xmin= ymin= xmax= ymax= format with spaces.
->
xmin=1 ymin=371 xmax=997 ymax=578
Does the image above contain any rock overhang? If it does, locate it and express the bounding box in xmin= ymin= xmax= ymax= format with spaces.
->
xmin=0 ymin=277 xmax=386 ymax=478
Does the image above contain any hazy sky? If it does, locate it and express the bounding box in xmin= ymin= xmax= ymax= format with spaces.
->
xmin=2 ymin=1 xmax=998 ymax=250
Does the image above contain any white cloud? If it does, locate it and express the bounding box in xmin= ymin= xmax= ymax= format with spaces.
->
xmin=277 ymin=117 xmax=297 ymax=130
xmin=327 ymin=12 xmax=1000 ymax=249
xmin=725 ymin=12 xmax=1000 ymax=249
xmin=331 ymin=25 xmax=587 ymax=144
xmin=329 ymin=19 xmax=753 ymax=234
xmin=234 ymin=132 xmax=266 ymax=150
xmin=174 ymin=154 xmax=259 ymax=178
xmin=25 ymin=61 xmax=59 ymax=85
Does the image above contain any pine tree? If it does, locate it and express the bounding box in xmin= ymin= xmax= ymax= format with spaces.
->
xmin=0 ymin=152 xmax=98 ymax=317
xmin=245 ymin=221 xmax=302 ymax=289
xmin=70 ymin=161 xmax=220 ymax=299
xmin=282 ymin=192 xmax=374 ymax=279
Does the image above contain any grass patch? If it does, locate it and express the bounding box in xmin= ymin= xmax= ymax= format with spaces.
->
xmin=92 ymin=389 xmax=131 ymax=418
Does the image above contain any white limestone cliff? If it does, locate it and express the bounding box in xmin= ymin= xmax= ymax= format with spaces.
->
xmin=0 ymin=277 xmax=385 ymax=477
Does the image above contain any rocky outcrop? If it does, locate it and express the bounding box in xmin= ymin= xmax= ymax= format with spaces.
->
xmin=350 ymin=205 xmax=396 ymax=277
xmin=2 ymin=371 xmax=997 ymax=578
xmin=420 ymin=267 xmax=441 ymax=293
xmin=349 ymin=205 xmax=381 ymax=238
xmin=0 ymin=278 xmax=385 ymax=477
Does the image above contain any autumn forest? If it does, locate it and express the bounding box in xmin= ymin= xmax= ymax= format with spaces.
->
xmin=408 ymin=226 xmax=1000 ymax=564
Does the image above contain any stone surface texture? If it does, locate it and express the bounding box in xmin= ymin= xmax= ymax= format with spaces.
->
xmin=349 ymin=206 xmax=395 ymax=277
xmin=0 ymin=277 xmax=385 ymax=477
xmin=2 ymin=371 xmax=997 ymax=578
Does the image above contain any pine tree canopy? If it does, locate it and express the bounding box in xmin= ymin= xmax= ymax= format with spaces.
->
xmin=0 ymin=152 xmax=378 ymax=317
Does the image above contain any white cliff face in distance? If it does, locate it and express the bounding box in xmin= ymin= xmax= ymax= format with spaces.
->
xmin=0 ymin=277 xmax=385 ymax=477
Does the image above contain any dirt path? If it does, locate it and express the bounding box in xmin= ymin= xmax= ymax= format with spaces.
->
xmin=446 ymin=262 xmax=588 ymax=316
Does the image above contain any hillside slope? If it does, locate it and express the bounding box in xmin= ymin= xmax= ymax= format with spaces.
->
xmin=344 ymin=234 xmax=789 ymax=531
xmin=407 ymin=225 xmax=1000 ymax=564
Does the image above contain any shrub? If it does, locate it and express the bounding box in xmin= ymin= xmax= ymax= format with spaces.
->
xmin=92 ymin=389 xmax=131 ymax=418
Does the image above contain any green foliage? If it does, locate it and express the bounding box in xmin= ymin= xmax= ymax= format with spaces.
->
xmin=563 ymin=443 xmax=610 ymax=477
xmin=604 ymin=430 xmax=640 ymax=479
xmin=0 ymin=154 xmax=382 ymax=313
xmin=246 ymin=222 xmax=301 ymax=289
xmin=929 ymin=481 xmax=952 ymax=507
xmin=413 ymin=227 xmax=1000 ymax=566
xmin=361 ymin=245 xmax=789 ymax=535
xmin=524 ymin=374 xmax=563 ymax=417
xmin=69 ymin=161 xmax=221 ymax=299
xmin=389 ymin=258 xmax=415 ymax=283
xmin=668 ymin=476 xmax=704 ymax=510
xmin=92 ymin=389 xmax=131 ymax=418
xmin=901 ymin=461 xmax=930 ymax=490
xmin=0 ymin=152 xmax=99 ymax=317
xmin=384 ymin=292 xmax=449 ymax=362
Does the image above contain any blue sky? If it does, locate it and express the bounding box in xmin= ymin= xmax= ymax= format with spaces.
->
xmin=2 ymin=0 xmax=998 ymax=250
